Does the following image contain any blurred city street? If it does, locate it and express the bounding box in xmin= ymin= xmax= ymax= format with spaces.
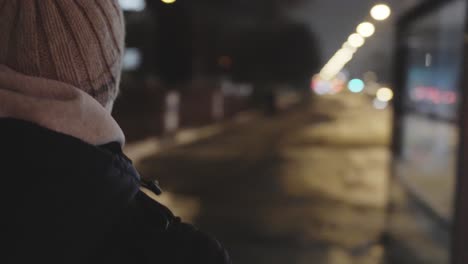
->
xmin=3 ymin=0 xmax=466 ymax=263
xmin=114 ymin=0 xmax=466 ymax=261
xmin=129 ymin=93 xmax=395 ymax=263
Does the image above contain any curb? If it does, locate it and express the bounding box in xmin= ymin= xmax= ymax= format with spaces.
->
xmin=124 ymin=110 xmax=261 ymax=164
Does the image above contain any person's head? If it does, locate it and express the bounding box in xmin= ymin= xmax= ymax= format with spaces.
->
xmin=0 ymin=0 xmax=125 ymax=111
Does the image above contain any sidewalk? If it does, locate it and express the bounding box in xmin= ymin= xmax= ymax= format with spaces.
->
xmin=123 ymin=92 xmax=449 ymax=263
xmin=124 ymin=111 xmax=260 ymax=164
xmin=124 ymin=110 xmax=261 ymax=221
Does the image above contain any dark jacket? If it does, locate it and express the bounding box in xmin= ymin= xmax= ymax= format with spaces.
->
xmin=1 ymin=118 xmax=230 ymax=264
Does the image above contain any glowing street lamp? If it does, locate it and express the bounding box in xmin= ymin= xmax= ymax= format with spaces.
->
xmin=335 ymin=48 xmax=354 ymax=63
xmin=316 ymin=4 xmax=391 ymax=85
xmin=162 ymin=0 xmax=176 ymax=4
xmin=357 ymin=22 xmax=375 ymax=38
xmin=348 ymin=33 xmax=365 ymax=48
xmin=342 ymin=42 xmax=357 ymax=53
xmin=371 ymin=4 xmax=391 ymax=21
xmin=376 ymin=87 xmax=394 ymax=101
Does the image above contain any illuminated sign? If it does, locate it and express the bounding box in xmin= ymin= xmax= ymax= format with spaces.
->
xmin=411 ymin=86 xmax=457 ymax=105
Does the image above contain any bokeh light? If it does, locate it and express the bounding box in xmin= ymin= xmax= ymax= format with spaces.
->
xmin=376 ymin=87 xmax=394 ymax=102
xmin=335 ymin=48 xmax=354 ymax=62
xmin=119 ymin=0 xmax=146 ymax=11
xmin=123 ymin=48 xmax=142 ymax=71
xmin=348 ymin=79 xmax=365 ymax=93
xmin=342 ymin=42 xmax=357 ymax=53
xmin=373 ymin=98 xmax=388 ymax=110
xmin=357 ymin=22 xmax=375 ymax=38
xmin=312 ymin=76 xmax=332 ymax=95
xmin=371 ymin=4 xmax=391 ymax=21
xmin=348 ymin=33 xmax=365 ymax=48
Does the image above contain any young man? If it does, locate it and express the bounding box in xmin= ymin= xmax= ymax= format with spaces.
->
xmin=0 ymin=1 xmax=230 ymax=263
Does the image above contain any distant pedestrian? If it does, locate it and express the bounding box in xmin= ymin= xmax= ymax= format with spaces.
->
xmin=0 ymin=1 xmax=230 ymax=263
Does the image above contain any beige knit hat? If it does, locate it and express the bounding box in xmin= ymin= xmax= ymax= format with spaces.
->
xmin=0 ymin=0 xmax=125 ymax=107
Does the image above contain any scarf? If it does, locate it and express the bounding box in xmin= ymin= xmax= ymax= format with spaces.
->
xmin=0 ymin=65 xmax=125 ymax=146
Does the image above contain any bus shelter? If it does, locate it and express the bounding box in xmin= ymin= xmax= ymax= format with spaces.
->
xmin=393 ymin=0 xmax=468 ymax=263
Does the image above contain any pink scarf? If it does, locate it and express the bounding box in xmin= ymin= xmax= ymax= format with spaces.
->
xmin=0 ymin=65 xmax=125 ymax=146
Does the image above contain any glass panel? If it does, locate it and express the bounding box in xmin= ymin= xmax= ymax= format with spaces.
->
xmin=395 ymin=1 xmax=466 ymax=263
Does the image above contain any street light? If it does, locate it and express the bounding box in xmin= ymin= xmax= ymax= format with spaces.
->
xmin=335 ymin=48 xmax=354 ymax=63
xmin=342 ymin=42 xmax=357 ymax=53
xmin=348 ymin=33 xmax=365 ymax=48
xmin=317 ymin=4 xmax=391 ymax=85
xmin=161 ymin=0 xmax=176 ymax=4
xmin=371 ymin=4 xmax=391 ymax=21
xmin=357 ymin=22 xmax=375 ymax=38
xmin=376 ymin=87 xmax=394 ymax=101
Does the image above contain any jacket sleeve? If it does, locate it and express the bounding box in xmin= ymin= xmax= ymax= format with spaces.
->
xmin=98 ymin=190 xmax=232 ymax=264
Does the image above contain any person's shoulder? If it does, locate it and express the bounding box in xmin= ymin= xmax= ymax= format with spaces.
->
xmin=0 ymin=118 xmax=49 ymax=163
xmin=0 ymin=117 xmax=84 ymax=150
xmin=0 ymin=118 xmax=41 ymax=138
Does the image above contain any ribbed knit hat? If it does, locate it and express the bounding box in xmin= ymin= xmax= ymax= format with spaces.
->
xmin=0 ymin=0 xmax=125 ymax=107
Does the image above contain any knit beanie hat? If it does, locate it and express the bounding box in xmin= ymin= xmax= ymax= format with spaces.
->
xmin=0 ymin=0 xmax=125 ymax=108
